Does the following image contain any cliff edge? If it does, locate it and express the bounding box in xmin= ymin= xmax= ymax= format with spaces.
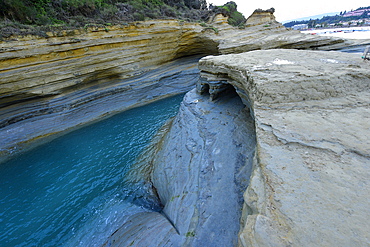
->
xmin=0 ymin=14 xmax=354 ymax=158
xmin=105 ymin=49 xmax=370 ymax=247
xmin=1 ymin=9 xmax=370 ymax=246
xmin=199 ymin=49 xmax=370 ymax=246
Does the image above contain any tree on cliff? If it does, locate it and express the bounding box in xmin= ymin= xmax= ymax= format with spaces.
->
xmin=210 ymin=1 xmax=246 ymax=27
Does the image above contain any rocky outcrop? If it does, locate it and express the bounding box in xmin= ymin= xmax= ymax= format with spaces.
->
xmin=1 ymin=9 xmax=370 ymax=246
xmin=198 ymin=49 xmax=370 ymax=246
xmin=245 ymin=8 xmax=277 ymax=27
xmin=104 ymin=49 xmax=370 ymax=246
xmin=1 ymin=12 xmax=363 ymax=158
xmin=0 ymin=55 xmax=201 ymax=162
xmin=105 ymin=86 xmax=256 ymax=247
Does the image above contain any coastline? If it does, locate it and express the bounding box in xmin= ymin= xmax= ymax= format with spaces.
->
xmin=301 ymin=26 xmax=370 ymax=39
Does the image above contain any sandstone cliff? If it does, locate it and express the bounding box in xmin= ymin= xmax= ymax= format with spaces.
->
xmin=104 ymin=49 xmax=370 ymax=246
xmin=245 ymin=8 xmax=277 ymax=27
xmin=1 ymin=14 xmax=357 ymax=158
xmin=199 ymin=49 xmax=370 ymax=246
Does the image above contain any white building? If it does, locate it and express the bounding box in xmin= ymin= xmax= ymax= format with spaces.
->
xmin=292 ymin=24 xmax=308 ymax=30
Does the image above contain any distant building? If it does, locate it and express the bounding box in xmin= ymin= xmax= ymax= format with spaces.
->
xmin=342 ymin=8 xmax=370 ymax=17
xmin=292 ymin=24 xmax=308 ymax=30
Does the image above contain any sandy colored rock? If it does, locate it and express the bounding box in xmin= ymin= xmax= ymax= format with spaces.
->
xmin=1 ymin=16 xmax=355 ymax=158
xmin=198 ymin=49 xmax=370 ymax=246
xmin=0 ymin=17 xmax=353 ymax=107
xmin=246 ymin=8 xmax=277 ymax=27
xmin=0 ymin=56 xmax=201 ymax=162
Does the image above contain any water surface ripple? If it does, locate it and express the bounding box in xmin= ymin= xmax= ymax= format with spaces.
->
xmin=0 ymin=94 xmax=184 ymax=247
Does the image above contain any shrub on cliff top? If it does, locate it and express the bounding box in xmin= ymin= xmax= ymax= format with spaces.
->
xmin=0 ymin=0 xmax=247 ymax=39
xmin=211 ymin=1 xmax=246 ymax=27
xmin=0 ymin=0 xmax=211 ymax=25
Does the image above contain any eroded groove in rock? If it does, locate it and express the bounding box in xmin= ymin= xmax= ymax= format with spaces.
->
xmin=151 ymin=88 xmax=256 ymax=246
xmin=105 ymin=86 xmax=257 ymax=246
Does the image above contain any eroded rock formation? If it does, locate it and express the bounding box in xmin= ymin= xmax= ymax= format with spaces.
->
xmin=245 ymin=8 xmax=276 ymax=27
xmin=106 ymin=49 xmax=370 ymax=247
xmin=1 ymin=12 xmax=362 ymax=158
xmin=105 ymin=88 xmax=256 ymax=246
xmin=198 ymin=49 xmax=370 ymax=246
xmin=1 ymin=9 xmax=370 ymax=247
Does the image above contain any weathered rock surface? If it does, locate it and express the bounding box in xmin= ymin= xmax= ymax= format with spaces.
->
xmin=105 ymin=88 xmax=256 ymax=246
xmin=1 ymin=10 xmax=370 ymax=246
xmin=1 ymin=14 xmax=364 ymax=157
xmin=0 ymin=56 xmax=201 ymax=162
xmin=245 ymin=8 xmax=277 ymax=27
xmin=198 ymin=49 xmax=370 ymax=246
xmin=0 ymin=16 xmax=347 ymax=108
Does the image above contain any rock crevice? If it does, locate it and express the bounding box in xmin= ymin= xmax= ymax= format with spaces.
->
xmin=104 ymin=87 xmax=256 ymax=247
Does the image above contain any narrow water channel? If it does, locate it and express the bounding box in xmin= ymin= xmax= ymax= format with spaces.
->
xmin=0 ymin=94 xmax=184 ymax=247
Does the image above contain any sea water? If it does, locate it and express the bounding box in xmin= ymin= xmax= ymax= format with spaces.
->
xmin=0 ymin=94 xmax=184 ymax=247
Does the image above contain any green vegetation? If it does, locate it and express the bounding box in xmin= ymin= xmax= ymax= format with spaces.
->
xmin=210 ymin=1 xmax=246 ymax=27
xmin=0 ymin=0 xmax=208 ymax=25
xmin=0 ymin=0 xmax=246 ymax=39
xmin=186 ymin=231 xmax=195 ymax=237
xmin=199 ymin=22 xmax=219 ymax=33
xmin=284 ymin=6 xmax=370 ymax=28
xmin=170 ymin=195 xmax=180 ymax=201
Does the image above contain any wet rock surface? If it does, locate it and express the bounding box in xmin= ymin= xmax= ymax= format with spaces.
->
xmin=199 ymin=49 xmax=370 ymax=246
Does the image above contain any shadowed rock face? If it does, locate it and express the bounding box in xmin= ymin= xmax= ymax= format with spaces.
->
xmin=199 ymin=49 xmax=370 ymax=246
xmin=105 ymin=88 xmax=256 ymax=247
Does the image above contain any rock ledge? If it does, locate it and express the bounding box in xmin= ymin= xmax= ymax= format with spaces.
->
xmin=199 ymin=49 xmax=370 ymax=246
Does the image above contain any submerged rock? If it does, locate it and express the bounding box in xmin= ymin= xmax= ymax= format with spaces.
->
xmin=199 ymin=49 xmax=370 ymax=246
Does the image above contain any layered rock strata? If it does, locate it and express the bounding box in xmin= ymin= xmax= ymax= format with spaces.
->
xmin=245 ymin=8 xmax=277 ymax=27
xmin=198 ymin=49 xmax=370 ymax=246
xmin=1 ymin=14 xmax=361 ymax=158
xmin=0 ymin=56 xmax=201 ymax=162
xmin=1 ymin=10 xmax=370 ymax=247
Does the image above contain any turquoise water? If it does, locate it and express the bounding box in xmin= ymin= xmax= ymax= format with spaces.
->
xmin=0 ymin=94 xmax=184 ymax=247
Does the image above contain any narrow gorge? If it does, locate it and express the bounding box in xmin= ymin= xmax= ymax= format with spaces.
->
xmin=1 ymin=10 xmax=370 ymax=247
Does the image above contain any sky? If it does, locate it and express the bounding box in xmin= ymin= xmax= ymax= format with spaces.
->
xmin=208 ymin=0 xmax=370 ymax=22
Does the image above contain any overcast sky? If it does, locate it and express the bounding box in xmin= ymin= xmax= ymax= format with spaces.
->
xmin=209 ymin=0 xmax=370 ymax=22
